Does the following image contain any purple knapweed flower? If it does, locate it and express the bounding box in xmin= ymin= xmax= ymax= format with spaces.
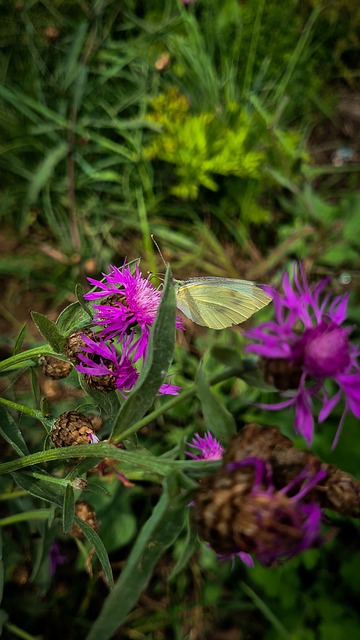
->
xmin=84 ymin=263 xmax=184 ymax=361
xmin=221 ymin=458 xmax=326 ymax=567
xmin=76 ymin=333 xmax=180 ymax=397
xmin=185 ymin=431 xmax=224 ymax=461
xmin=245 ymin=263 xmax=360 ymax=447
xmin=76 ymin=333 xmax=139 ymax=395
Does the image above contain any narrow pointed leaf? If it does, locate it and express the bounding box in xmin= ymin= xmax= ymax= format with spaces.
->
xmin=0 ymin=407 xmax=29 ymax=457
xmin=63 ymin=484 xmax=75 ymax=533
xmin=13 ymin=324 xmax=28 ymax=355
xmin=73 ymin=516 xmax=114 ymax=589
xmin=112 ymin=267 xmax=176 ymax=439
xmin=56 ymin=300 xmax=93 ymax=334
xmin=86 ymin=476 xmax=185 ymax=640
xmin=196 ymin=364 xmax=236 ymax=443
xmin=31 ymin=311 xmax=65 ymax=352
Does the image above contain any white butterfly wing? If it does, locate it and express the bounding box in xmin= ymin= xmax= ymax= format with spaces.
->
xmin=175 ymin=278 xmax=272 ymax=329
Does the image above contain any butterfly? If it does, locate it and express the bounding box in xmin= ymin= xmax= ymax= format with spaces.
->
xmin=174 ymin=276 xmax=272 ymax=329
xmin=151 ymin=235 xmax=272 ymax=329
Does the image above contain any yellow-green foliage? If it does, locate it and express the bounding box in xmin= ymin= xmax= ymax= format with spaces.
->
xmin=145 ymin=88 xmax=265 ymax=200
xmin=145 ymin=88 xmax=306 ymax=223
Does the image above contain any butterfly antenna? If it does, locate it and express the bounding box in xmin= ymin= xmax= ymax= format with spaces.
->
xmin=151 ymin=234 xmax=168 ymax=269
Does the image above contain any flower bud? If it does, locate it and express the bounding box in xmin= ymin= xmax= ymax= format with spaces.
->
xmin=51 ymin=411 xmax=98 ymax=447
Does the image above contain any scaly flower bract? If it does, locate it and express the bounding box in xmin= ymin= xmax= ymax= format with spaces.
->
xmin=245 ymin=263 xmax=360 ymax=447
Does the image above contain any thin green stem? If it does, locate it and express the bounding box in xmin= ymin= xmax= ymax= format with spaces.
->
xmin=0 ymin=396 xmax=49 ymax=423
xmin=113 ymin=364 xmax=248 ymax=443
xmin=0 ymin=509 xmax=52 ymax=527
xmin=240 ymin=582 xmax=291 ymax=639
xmin=4 ymin=623 xmax=40 ymax=640
xmin=0 ymin=345 xmax=55 ymax=372
xmin=0 ymin=489 xmax=28 ymax=501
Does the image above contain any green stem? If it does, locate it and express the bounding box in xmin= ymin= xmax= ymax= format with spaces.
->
xmin=113 ymin=364 xmax=248 ymax=443
xmin=4 ymin=623 xmax=41 ymax=640
xmin=0 ymin=489 xmax=28 ymax=500
xmin=0 ymin=509 xmax=52 ymax=527
xmin=0 ymin=345 xmax=55 ymax=372
xmin=0 ymin=443 xmax=215 ymax=478
xmin=0 ymin=396 xmax=49 ymax=423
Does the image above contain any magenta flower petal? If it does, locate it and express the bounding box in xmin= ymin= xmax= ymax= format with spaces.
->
xmin=245 ymin=262 xmax=360 ymax=446
xmin=185 ymin=431 xmax=224 ymax=461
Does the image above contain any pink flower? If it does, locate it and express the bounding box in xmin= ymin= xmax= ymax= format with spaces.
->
xmin=245 ymin=263 xmax=360 ymax=447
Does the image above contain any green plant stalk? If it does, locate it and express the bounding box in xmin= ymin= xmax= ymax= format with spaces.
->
xmin=0 ymin=443 xmax=212 ymax=477
xmin=0 ymin=509 xmax=52 ymax=527
xmin=113 ymin=364 xmax=248 ymax=443
xmin=0 ymin=490 xmax=28 ymax=501
xmin=0 ymin=397 xmax=50 ymax=424
xmin=0 ymin=346 xmax=56 ymax=372
xmin=4 ymin=622 xmax=40 ymax=640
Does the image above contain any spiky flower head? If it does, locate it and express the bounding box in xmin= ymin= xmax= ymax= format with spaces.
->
xmin=185 ymin=431 xmax=224 ymax=461
xmin=193 ymin=456 xmax=326 ymax=567
xmin=245 ymin=263 xmax=360 ymax=447
xmin=84 ymin=263 xmax=184 ymax=362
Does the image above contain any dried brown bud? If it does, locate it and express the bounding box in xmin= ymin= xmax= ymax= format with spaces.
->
xmin=193 ymin=464 xmax=256 ymax=555
xmin=84 ymin=368 xmax=117 ymax=393
xmin=40 ymin=355 xmax=72 ymax=379
xmin=51 ymin=411 xmax=97 ymax=447
xmin=64 ymin=327 xmax=94 ymax=364
xmin=70 ymin=501 xmax=99 ymax=539
xmin=260 ymin=357 xmax=302 ymax=390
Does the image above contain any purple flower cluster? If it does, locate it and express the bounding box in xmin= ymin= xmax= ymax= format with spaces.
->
xmin=223 ymin=458 xmax=326 ymax=567
xmin=76 ymin=263 xmax=182 ymax=396
xmin=187 ymin=431 xmax=327 ymax=568
xmin=245 ymin=264 xmax=360 ymax=447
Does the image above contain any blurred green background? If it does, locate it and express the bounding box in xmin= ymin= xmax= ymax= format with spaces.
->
xmin=0 ymin=0 xmax=360 ymax=638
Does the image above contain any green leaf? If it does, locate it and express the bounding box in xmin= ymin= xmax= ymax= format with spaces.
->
xmin=0 ymin=406 xmax=29 ymax=457
xmin=86 ymin=475 xmax=185 ymax=640
xmin=13 ymin=323 xmax=28 ymax=355
xmin=210 ymin=345 xmax=243 ymax=369
xmin=0 ymin=609 xmax=8 ymax=634
xmin=26 ymin=142 xmax=68 ymax=206
xmin=63 ymin=484 xmax=75 ymax=533
xmin=73 ymin=515 xmax=114 ymax=589
xmin=78 ymin=375 xmax=121 ymax=418
xmin=111 ymin=267 xmax=176 ymax=440
xmin=169 ymin=511 xmax=198 ymax=581
xmin=0 ymin=530 xmax=3 ymax=606
xmin=11 ymin=472 xmax=64 ymax=507
xmin=56 ymin=300 xmax=92 ymax=335
xmin=31 ymin=312 xmax=65 ymax=352
xmin=196 ymin=364 xmax=236 ymax=443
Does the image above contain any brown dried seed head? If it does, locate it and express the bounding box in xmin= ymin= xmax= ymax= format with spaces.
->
xmin=51 ymin=411 xmax=97 ymax=447
xmin=40 ymin=356 xmax=72 ymax=379
xmin=84 ymin=362 xmax=117 ymax=393
xmin=70 ymin=501 xmax=99 ymax=539
xmin=223 ymin=423 xmax=360 ymax=518
xmin=193 ymin=465 xmax=256 ymax=555
xmin=64 ymin=327 xmax=95 ymax=364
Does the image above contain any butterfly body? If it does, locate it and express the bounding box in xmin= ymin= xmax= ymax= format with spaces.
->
xmin=174 ymin=276 xmax=272 ymax=329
